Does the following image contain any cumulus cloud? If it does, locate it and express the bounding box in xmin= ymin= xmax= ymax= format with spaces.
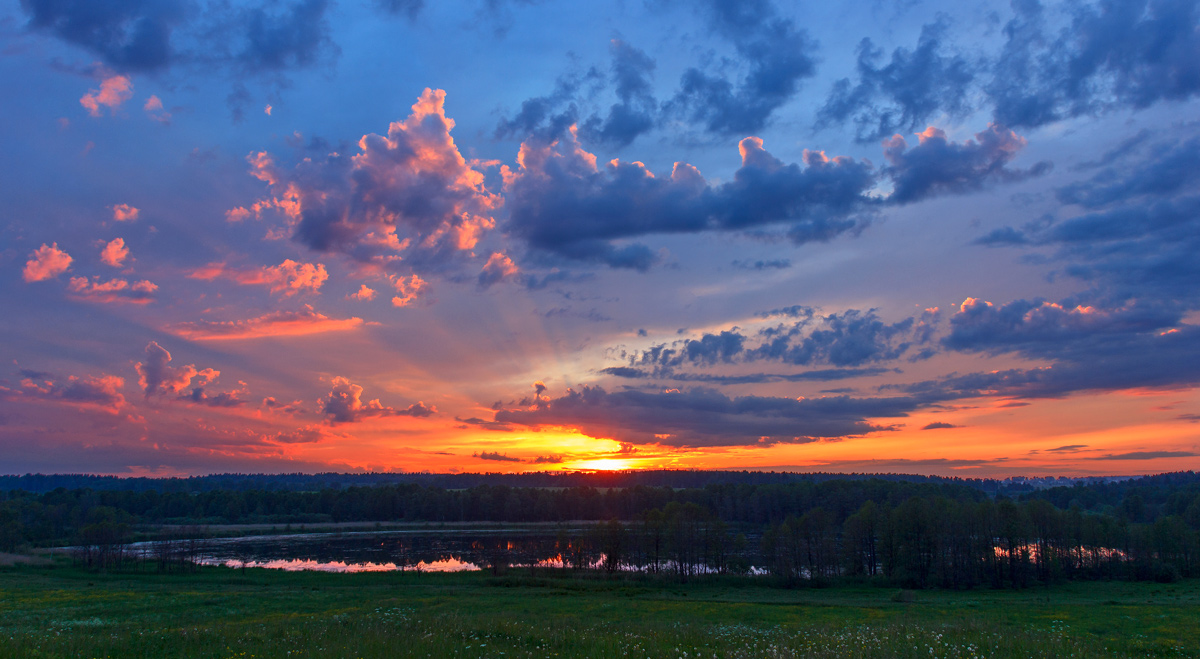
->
xmin=475 ymin=450 xmax=521 ymax=462
xmin=347 ymin=284 xmax=376 ymax=301
xmin=22 ymin=0 xmax=337 ymax=76
xmin=167 ymin=306 xmax=364 ymax=340
xmin=80 ymin=73 xmax=133 ymax=116
xmin=100 ymin=237 xmax=129 ymax=267
xmin=67 ymin=276 xmax=157 ymax=304
xmin=143 ymin=95 xmax=171 ymax=123
xmin=502 ymin=130 xmax=875 ymax=269
xmin=244 ymin=89 xmax=501 ymax=275
xmin=668 ymin=0 xmax=818 ymax=135
xmin=390 ymin=274 xmax=426 ymax=307
xmin=495 ymin=385 xmax=917 ymax=447
xmin=478 ymin=252 xmax=519 ymax=288
xmin=320 ymin=376 xmax=435 ymax=423
xmin=136 ymin=341 xmax=199 ymax=398
xmin=7 ymin=371 xmax=127 ymax=413
xmin=817 ymin=21 xmax=976 ymax=142
xmin=188 ymin=259 xmax=328 ymax=296
xmin=22 ymin=243 xmax=73 ymax=282
xmin=111 ymin=203 xmax=139 ymax=221
xmin=883 ymin=125 xmax=1051 ymax=204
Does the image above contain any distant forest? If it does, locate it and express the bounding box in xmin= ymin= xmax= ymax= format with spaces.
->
xmin=2 ymin=470 xmax=1198 ymax=588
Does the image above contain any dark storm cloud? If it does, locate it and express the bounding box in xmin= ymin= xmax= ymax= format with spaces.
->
xmin=20 ymin=0 xmax=338 ymax=77
xmin=494 ymin=385 xmax=918 ymax=447
xmin=816 ymin=21 xmax=976 ymax=143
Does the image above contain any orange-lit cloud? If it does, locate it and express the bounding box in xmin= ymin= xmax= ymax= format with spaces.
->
xmin=80 ymin=74 xmax=133 ymax=117
xmin=478 ymin=252 xmax=519 ymax=288
xmin=167 ymin=306 xmax=364 ymax=341
xmin=7 ymin=373 xmax=127 ymax=414
xmin=136 ymin=341 xmax=199 ymax=398
xmin=67 ymin=276 xmax=157 ymax=304
xmin=348 ymin=284 xmax=376 ymax=301
xmin=100 ymin=237 xmax=129 ymax=267
xmin=22 ymin=243 xmax=73 ymax=282
xmin=391 ymin=274 xmax=426 ymax=307
xmin=111 ymin=204 xmax=140 ymax=221
xmin=189 ymin=259 xmax=328 ymax=296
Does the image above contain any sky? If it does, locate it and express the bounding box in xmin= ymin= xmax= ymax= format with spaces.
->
xmin=1 ymin=0 xmax=1199 ymax=477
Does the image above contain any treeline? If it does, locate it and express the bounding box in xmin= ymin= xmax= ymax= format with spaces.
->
xmin=0 ymin=479 xmax=985 ymax=548
xmin=0 ymin=470 xmax=1009 ymax=494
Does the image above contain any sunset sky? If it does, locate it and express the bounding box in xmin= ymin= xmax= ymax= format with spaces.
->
xmin=2 ymin=0 xmax=1199 ymax=477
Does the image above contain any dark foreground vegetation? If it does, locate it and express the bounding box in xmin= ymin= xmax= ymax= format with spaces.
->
xmin=2 ymin=471 xmax=1199 ymax=589
xmin=0 ymin=562 xmax=1197 ymax=658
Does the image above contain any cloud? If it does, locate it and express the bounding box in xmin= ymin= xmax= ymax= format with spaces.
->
xmin=22 ymin=243 xmax=73 ymax=282
xmin=816 ymin=21 xmax=976 ymax=142
xmin=246 ymin=89 xmax=500 ymax=275
xmin=390 ymin=274 xmax=426 ymax=307
xmin=668 ymin=0 xmax=818 ymax=135
xmin=188 ymin=259 xmax=328 ymax=296
xmin=583 ymin=40 xmax=658 ymax=147
xmin=80 ymin=73 xmax=133 ymax=116
xmin=502 ymin=130 xmax=875 ymax=269
xmin=1046 ymin=444 xmax=1088 ymax=453
xmin=67 ymin=276 xmax=157 ymax=304
xmin=921 ymin=421 xmax=959 ymax=430
xmin=320 ymin=376 xmax=435 ymax=423
xmin=143 ymin=95 xmax=171 ymax=123
xmin=21 ymin=0 xmax=337 ymax=76
xmin=883 ymin=125 xmax=1051 ymax=204
xmin=601 ymin=366 xmax=893 ymax=384
xmin=478 ymin=252 xmax=519 ymax=288
xmin=376 ymin=0 xmax=424 ymax=20
xmin=8 ymin=372 xmax=126 ymax=413
xmin=621 ymin=307 xmax=936 ymax=375
xmin=167 ymin=306 xmax=364 ymax=340
xmin=1093 ymin=451 xmax=1199 ymax=461
xmin=988 ymin=0 xmax=1200 ymax=128
xmin=347 ymin=284 xmax=376 ymax=301
xmin=731 ymin=258 xmax=791 ymax=270
xmin=135 ymin=341 xmax=199 ymax=398
xmin=100 ymin=237 xmax=129 ymax=267
xmin=111 ymin=203 xmax=139 ymax=221
xmin=495 ymin=385 xmax=920 ymax=447
xmin=475 ymin=450 xmax=521 ymax=462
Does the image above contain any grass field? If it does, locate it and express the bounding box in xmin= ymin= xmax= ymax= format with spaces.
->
xmin=1 ymin=561 xmax=1197 ymax=658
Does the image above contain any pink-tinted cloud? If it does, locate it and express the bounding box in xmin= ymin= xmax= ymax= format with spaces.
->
xmin=347 ymin=284 xmax=376 ymax=301
xmin=320 ymin=376 xmax=435 ymax=424
xmin=111 ymin=204 xmax=140 ymax=222
xmin=22 ymin=243 xmax=73 ymax=282
xmin=167 ymin=306 xmax=364 ymax=341
xmin=80 ymin=74 xmax=133 ymax=117
xmin=8 ymin=373 xmax=127 ymax=414
xmin=143 ymin=95 xmax=171 ymax=123
xmin=67 ymin=277 xmax=157 ymax=304
xmin=100 ymin=237 xmax=129 ymax=267
xmin=188 ymin=259 xmax=328 ymax=296
xmin=391 ymin=274 xmax=426 ymax=307
xmin=136 ymin=341 xmax=199 ymax=398
xmin=478 ymin=252 xmax=519 ymax=288
xmin=242 ymin=89 xmax=501 ymax=272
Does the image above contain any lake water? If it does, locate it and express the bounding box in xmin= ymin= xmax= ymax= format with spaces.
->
xmin=173 ymin=528 xmax=764 ymax=574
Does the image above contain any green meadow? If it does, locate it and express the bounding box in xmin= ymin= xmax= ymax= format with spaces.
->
xmin=1 ymin=562 xmax=1197 ymax=658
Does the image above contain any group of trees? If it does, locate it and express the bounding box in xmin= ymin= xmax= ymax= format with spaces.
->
xmin=2 ymin=471 xmax=1199 ymax=587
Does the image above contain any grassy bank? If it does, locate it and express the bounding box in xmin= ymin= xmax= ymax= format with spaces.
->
xmin=1 ymin=561 xmax=1196 ymax=658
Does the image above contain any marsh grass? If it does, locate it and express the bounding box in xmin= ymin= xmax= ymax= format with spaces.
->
xmin=1 ymin=562 xmax=1196 ymax=658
